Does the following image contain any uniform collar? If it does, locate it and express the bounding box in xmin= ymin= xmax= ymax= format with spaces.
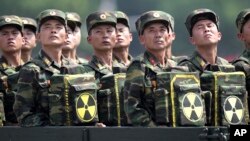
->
xmin=89 ymin=55 xmax=112 ymax=75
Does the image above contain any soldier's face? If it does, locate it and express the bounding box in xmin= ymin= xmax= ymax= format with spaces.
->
xmin=62 ymin=26 xmax=75 ymax=51
xmin=190 ymin=19 xmax=221 ymax=47
xmin=139 ymin=22 xmax=170 ymax=51
xmin=22 ymin=28 xmax=36 ymax=51
xmin=0 ymin=26 xmax=24 ymax=53
xmin=238 ymin=19 xmax=250 ymax=48
xmin=87 ymin=24 xmax=117 ymax=51
xmin=115 ymin=23 xmax=132 ymax=49
xmin=37 ymin=19 xmax=67 ymax=47
xmin=74 ymin=27 xmax=81 ymax=47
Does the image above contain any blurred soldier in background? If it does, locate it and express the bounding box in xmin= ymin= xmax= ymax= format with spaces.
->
xmin=231 ymin=8 xmax=250 ymax=120
xmin=21 ymin=17 xmax=37 ymax=63
xmin=179 ymin=8 xmax=231 ymax=74
xmin=163 ymin=13 xmax=187 ymax=63
xmin=113 ymin=11 xmax=133 ymax=72
xmin=62 ymin=12 xmax=88 ymax=65
xmin=13 ymin=9 xmax=75 ymax=127
xmin=0 ymin=15 xmax=24 ymax=126
xmin=124 ymin=11 xmax=178 ymax=127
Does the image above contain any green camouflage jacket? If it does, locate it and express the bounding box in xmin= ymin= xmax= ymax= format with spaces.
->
xmin=83 ymin=55 xmax=113 ymax=82
xmin=113 ymin=54 xmax=133 ymax=73
xmin=0 ymin=56 xmax=22 ymax=125
xmin=124 ymin=51 xmax=177 ymax=127
xmin=76 ymin=56 xmax=88 ymax=65
xmin=178 ymin=51 xmax=231 ymax=74
xmin=13 ymin=50 xmax=82 ymax=127
xmin=232 ymin=49 xmax=250 ymax=95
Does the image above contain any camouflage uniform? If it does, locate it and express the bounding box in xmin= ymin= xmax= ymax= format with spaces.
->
xmin=13 ymin=9 xmax=85 ymax=127
xmin=179 ymin=9 xmax=232 ymax=74
xmin=232 ymin=9 xmax=250 ymax=119
xmin=0 ymin=15 xmax=24 ymax=126
xmin=179 ymin=51 xmax=231 ymax=74
xmin=124 ymin=11 xmax=179 ymax=127
xmin=65 ymin=12 xmax=88 ymax=65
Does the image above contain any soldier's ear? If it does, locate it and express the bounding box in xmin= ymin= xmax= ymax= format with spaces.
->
xmin=189 ymin=36 xmax=196 ymax=45
xmin=36 ymin=32 xmax=41 ymax=42
xmin=87 ymin=36 xmax=91 ymax=44
xmin=139 ymin=35 xmax=145 ymax=45
xmin=237 ymin=33 xmax=244 ymax=41
xmin=129 ymin=32 xmax=133 ymax=42
xmin=217 ymin=31 xmax=222 ymax=41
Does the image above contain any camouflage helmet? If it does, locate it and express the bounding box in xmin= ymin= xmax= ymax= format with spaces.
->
xmin=185 ymin=8 xmax=219 ymax=36
xmin=66 ymin=12 xmax=82 ymax=27
xmin=135 ymin=10 xmax=174 ymax=35
xmin=86 ymin=11 xmax=117 ymax=34
xmin=36 ymin=9 xmax=66 ymax=30
xmin=21 ymin=17 xmax=37 ymax=33
xmin=0 ymin=15 xmax=23 ymax=32
xmin=236 ymin=8 xmax=250 ymax=33
xmin=114 ymin=11 xmax=130 ymax=28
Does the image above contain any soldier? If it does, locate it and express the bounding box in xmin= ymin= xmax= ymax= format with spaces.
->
xmin=62 ymin=12 xmax=88 ymax=65
xmin=163 ymin=13 xmax=187 ymax=63
xmin=178 ymin=8 xmax=231 ymax=74
xmin=231 ymin=8 xmax=250 ymax=119
xmin=84 ymin=11 xmax=117 ymax=127
xmin=113 ymin=11 xmax=133 ymax=72
xmin=21 ymin=17 xmax=37 ymax=63
xmin=0 ymin=15 xmax=24 ymax=126
xmin=124 ymin=11 xmax=178 ymax=127
xmin=13 ymin=9 xmax=77 ymax=127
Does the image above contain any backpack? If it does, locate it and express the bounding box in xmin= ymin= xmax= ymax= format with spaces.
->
xmin=98 ymin=73 xmax=126 ymax=126
xmin=201 ymin=70 xmax=249 ymax=126
xmin=48 ymin=73 xmax=98 ymax=126
xmin=155 ymin=71 xmax=207 ymax=127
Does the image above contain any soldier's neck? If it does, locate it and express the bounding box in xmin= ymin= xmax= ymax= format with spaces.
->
xmin=165 ymin=46 xmax=172 ymax=59
xmin=21 ymin=49 xmax=32 ymax=63
xmin=197 ymin=45 xmax=217 ymax=65
xmin=3 ymin=51 xmax=23 ymax=67
xmin=113 ymin=47 xmax=130 ymax=65
xmin=42 ymin=46 xmax=62 ymax=65
xmin=149 ymin=49 xmax=166 ymax=67
xmin=62 ymin=49 xmax=77 ymax=60
xmin=94 ymin=50 xmax=113 ymax=69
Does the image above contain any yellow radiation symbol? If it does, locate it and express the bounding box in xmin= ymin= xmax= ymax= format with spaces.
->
xmin=182 ymin=92 xmax=203 ymax=122
xmin=76 ymin=92 xmax=97 ymax=122
xmin=223 ymin=96 xmax=244 ymax=125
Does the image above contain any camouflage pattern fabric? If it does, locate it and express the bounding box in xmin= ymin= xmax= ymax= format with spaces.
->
xmin=124 ymin=51 xmax=187 ymax=127
xmin=76 ymin=56 xmax=88 ymax=65
xmin=98 ymin=73 xmax=126 ymax=126
xmin=49 ymin=73 xmax=98 ymax=126
xmin=201 ymin=70 xmax=249 ymax=126
xmin=13 ymin=50 xmax=86 ymax=127
xmin=178 ymin=51 xmax=233 ymax=75
xmin=232 ymin=49 xmax=250 ymax=123
xmin=155 ymin=72 xmax=206 ymax=127
xmin=84 ymin=55 xmax=113 ymax=82
xmin=0 ymin=57 xmax=22 ymax=126
xmin=113 ymin=54 xmax=133 ymax=73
